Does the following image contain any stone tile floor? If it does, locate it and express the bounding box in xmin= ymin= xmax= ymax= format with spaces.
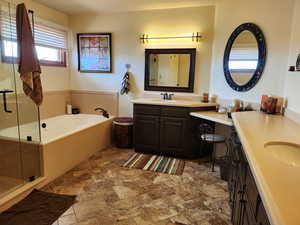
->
xmin=43 ymin=148 xmax=232 ymax=225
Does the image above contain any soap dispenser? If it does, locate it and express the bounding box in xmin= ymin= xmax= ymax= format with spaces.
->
xmin=66 ymin=102 xmax=72 ymax=115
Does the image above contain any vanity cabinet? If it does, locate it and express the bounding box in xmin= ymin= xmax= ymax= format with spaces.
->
xmin=133 ymin=104 xmax=215 ymax=158
xmin=229 ymin=129 xmax=271 ymax=225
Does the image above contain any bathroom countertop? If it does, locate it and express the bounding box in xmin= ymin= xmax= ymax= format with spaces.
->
xmin=232 ymin=111 xmax=300 ymax=225
xmin=190 ymin=111 xmax=233 ymax=126
xmin=131 ymin=98 xmax=217 ymax=107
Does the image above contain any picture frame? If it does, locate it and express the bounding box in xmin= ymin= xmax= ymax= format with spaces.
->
xmin=77 ymin=33 xmax=112 ymax=73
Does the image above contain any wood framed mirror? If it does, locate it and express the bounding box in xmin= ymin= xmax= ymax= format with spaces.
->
xmin=223 ymin=23 xmax=267 ymax=92
xmin=144 ymin=48 xmax=196 ymax=92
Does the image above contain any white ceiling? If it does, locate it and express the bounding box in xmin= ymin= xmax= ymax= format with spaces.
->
xmin=33 ymin=0 xmax=215 ymax=15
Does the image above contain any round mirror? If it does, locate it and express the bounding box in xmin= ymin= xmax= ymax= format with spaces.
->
xmin=224 ymin=23 xmax=266 ymax=92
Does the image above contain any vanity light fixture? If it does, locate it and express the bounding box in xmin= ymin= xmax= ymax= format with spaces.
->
xmin=140 ymin=32 xmax=202 ymax=44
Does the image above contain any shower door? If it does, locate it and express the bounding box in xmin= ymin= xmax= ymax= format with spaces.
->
xmin=0 ymin=1 xmax=41 ymax=198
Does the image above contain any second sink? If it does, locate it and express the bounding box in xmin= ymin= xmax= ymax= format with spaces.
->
xmin=264 ymin=141 xmax=300 ymax=167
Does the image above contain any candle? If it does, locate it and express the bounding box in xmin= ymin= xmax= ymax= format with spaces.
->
xmin=210 ymin=95 xmax=217 ymax=103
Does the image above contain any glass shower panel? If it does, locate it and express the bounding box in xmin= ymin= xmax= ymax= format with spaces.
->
xmin=13 ymin=5 xmax=41 ymax=182
xmin=0 ymin=2 xmax=41 ymax=198
xmin=0 ymin=2 xmax=23 ymax=198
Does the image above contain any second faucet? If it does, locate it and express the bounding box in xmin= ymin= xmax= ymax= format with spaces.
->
xmin=160 ymin=93 xmax=174 ymax=100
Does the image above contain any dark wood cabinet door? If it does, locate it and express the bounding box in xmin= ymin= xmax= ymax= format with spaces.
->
xmin=241 ymin=205 xmax=250 ymax=225
xmin=232 ymin=180 xmax=244 ymax=225
xmin=229 ymin=163 xmax=238 ymax=208
xmin=160 ymin=117 xmax=188 ymax=154
xmin=134 ymin=115 xmax=160 ymax=154
xmin=257 ymin=200 xmax=271 ymax=225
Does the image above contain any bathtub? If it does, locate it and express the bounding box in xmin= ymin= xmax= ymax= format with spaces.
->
xmin=0 ymin=114 xmax=114 ymax=185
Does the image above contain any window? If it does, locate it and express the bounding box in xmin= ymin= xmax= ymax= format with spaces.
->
xmin=229 ymin=60 xmax=258 ymax=72
xmin=1 ymin=40 xmax=66 ymax=66
xmin=0 ymin=9 xmax=68 ymax=67
xmin=229 ymin=48 xmax=258 ymax=73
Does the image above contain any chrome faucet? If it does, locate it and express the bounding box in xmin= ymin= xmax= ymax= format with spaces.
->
xmin=160 ymin=93 xmax=174 ymax=100
xmin=95 ymin=107 xmax=109 ymax=118
xmin=168 ymin=93 xmax=174 ymax=100
xmin=161 ymin=93 xmax=168 ymax=100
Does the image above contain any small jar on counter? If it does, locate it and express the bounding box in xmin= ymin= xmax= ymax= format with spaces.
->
xmin=202 ymin=93 xmax=209 ymax=103
xmin=210 ymin=95 xmax=217 ymax=103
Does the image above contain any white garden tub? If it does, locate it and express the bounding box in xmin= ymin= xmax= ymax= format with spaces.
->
xmin=40 ymin=114 xmax=114 ymax=184
xmin=0 ymin=114 xmax=114 ymax=185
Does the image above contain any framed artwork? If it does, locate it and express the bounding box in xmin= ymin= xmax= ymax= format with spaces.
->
xmin=77 ymin=33 xmax=112 ymax=73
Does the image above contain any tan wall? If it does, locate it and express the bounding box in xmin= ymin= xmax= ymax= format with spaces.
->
xmin=231 ymin=73 xmax=253 ymax=86
xmin=0 ymin=93 xmax=39 ymax=137
xmin=0 ymin=64 xmax=14 ymax=93
xmin=209 ymin=0 xmax=294 ymax=104
xmin=40 ymin=91 xmax=71 ymax=119
xmin=234 ymin=31 xmax=257 ymax=45
xmin=71 ymin=90 xmax=118 ymax=116
xmin=0 ymin=91 xmax=71 ymax=129
xmin=12 ymin=0 xmax=68 ymax=27
xmin=69 ymin=6 xmax=215 ymax=116
xmin=284 ymin=0 xmax=300 ymax=115
xmin=0 ymin=90 xmax=118 ymax=130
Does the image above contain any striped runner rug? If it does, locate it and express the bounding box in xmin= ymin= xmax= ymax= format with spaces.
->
xmin=122 ymin=153 xmax=185 ymax=175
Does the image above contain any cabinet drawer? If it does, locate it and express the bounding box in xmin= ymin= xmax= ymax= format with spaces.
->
xmin=161 ymin=107 xmax=189 ymax=118
xmin=134 ymin=104 xmax=161 ymax=115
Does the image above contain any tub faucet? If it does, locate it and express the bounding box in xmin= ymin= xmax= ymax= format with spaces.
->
xmin=95 ymin=107 xmax=110 ymax=118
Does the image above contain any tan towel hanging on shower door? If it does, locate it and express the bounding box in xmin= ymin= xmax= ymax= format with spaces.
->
xmin=16 ymin=3 xmax=43 ymax=106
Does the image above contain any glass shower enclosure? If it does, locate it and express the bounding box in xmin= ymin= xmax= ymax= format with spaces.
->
xmin=0 ymin=1 xmax=41 ymax=198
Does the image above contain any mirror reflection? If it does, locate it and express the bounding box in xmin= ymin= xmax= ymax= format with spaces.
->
xmin=228 ymin=31 xmax=258 ymax=86
xmin=149 ymin=54 xmax=190 ymax=88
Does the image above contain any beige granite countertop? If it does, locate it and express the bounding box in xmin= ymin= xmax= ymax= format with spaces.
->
xmin=190 ymin=111 xmax=233 ymax=126
xmin=131 ymin=98 xmax=217 ymax=107
xmin=232 ymin=111 xmax=300 ymax=225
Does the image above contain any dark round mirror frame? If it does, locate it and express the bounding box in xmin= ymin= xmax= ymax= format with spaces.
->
xmin=223 ymin=23 xmax=267 ymax=92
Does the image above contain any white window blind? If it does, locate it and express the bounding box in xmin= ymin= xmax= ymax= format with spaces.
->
xmin=230 ymin=47 xmax=259 ymax=61
xmin=34 ymin=23 xmax=67 ymax=49
xmin=0 ymin=6 xmax=67 ymax=50
xmin=0 ymin=10 xmax=17 ymax=41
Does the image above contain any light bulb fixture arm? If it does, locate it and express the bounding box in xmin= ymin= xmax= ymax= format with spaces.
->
xmin=140 ymin=32 xmax=202 ymax=44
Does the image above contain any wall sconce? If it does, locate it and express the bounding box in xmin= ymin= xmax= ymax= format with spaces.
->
xmin=140 ymin=32 xmax=202 ymax=44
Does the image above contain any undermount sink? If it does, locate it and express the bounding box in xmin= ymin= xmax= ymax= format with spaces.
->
xmin=264 ymin=141 xmax=300 ymax=167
